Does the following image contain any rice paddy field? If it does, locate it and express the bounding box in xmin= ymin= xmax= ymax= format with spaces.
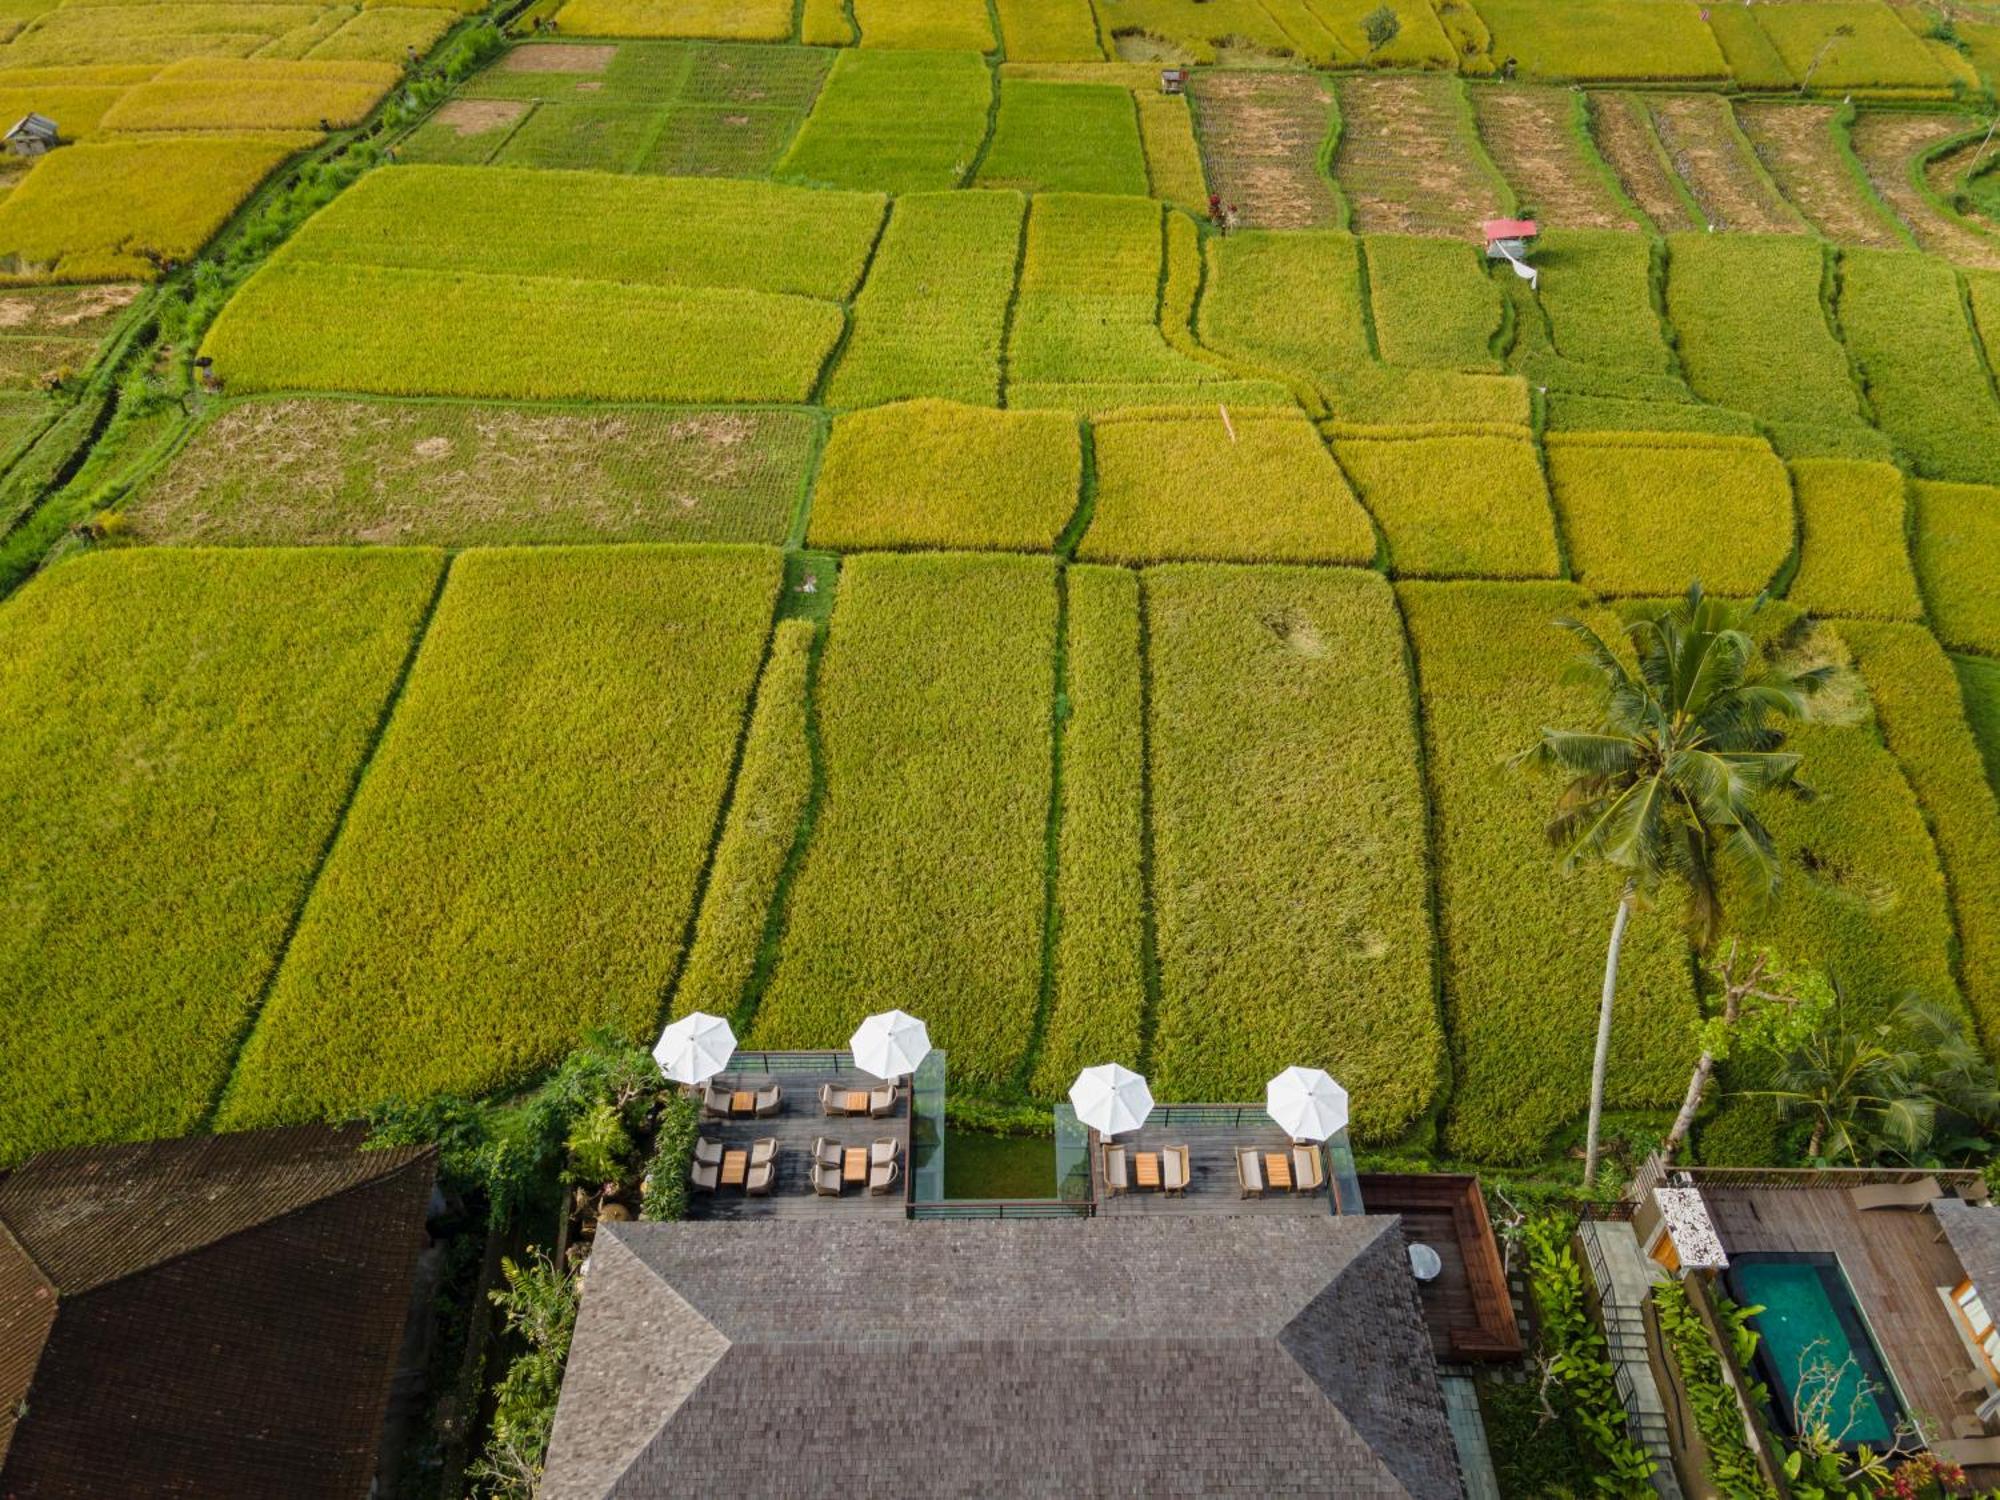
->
xmin=8 ymin=0 xmax=2000 ymax=1186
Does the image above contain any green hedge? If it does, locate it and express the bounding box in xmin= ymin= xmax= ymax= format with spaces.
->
xmin=1653 ymin=1280 xmax=1779 ymax=1499
xmin=1146 ymin=564 xmax=1441 ymax=1135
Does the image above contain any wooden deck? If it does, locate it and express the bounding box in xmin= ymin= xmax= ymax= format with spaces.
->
xmin=1703 ymin=1183 xmax=1996 ymax=1474
xmin=685 ymin=1065 xmax=909 ymax=1222
xmin=1086 ymin=1117 xmax=1339 ymax=1217
xmin=1359 ymin=1174 xmax=1521 ymax=1367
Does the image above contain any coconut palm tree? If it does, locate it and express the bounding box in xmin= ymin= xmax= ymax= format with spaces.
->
xmin=1513 ymin=582 xmax=1825 ymax=1185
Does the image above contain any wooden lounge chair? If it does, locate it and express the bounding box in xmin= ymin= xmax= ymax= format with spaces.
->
xmin=869 ymin=1157 xmax=901 ymax=1195
xmin=1961 ymin=1176 xmax=1994 ymax=1205
xmin=1102 ymin=1143 xmax=1128 ymax=1197
xmin=812 ymin=1135 xmax=840 ymax=1169
xmin=1162 ymin=1145 xmax=1189 ymax=1196
xmin=694 ymin=1136 xmax=723 ymax=1168
xmin=1953 ymin=1415 xmax=1989 ymax=1440
xmin=1236 ymin=1148 xmax=1264 ymax=1199
xmin=1935 ymin=1436 xmax=2000 ymax=1468
xmin=820 ymin=1082 xmax=852 ymax=1116
xmin=689 ymin=1157 xmax=720 ymax=1194
xmin=811 ymin=1162 xmax=842 ymax=1197
xmin=746 ymin=1156 xmax=776 ymax=1196
xmin=868 ymin=1084 xmax=897 ymax=1118
xmin=1849 ymin=1175 xmax=1942 ymax=1211
xmin=1954 ymin=1366 xmax=1992 ymax=1401
xmin=869 ymin=1138 xmax=898 ymax=1167
xmin=1292 ymin=1145 xmax=1326 ymax=1193
xmin=701 ymin=1082 xmax=733 ymax=1118
xmin=749 ymin=1137 xmax=778 ymax=1167
xmin=753 ymin=1084 xmax=781 ymax=1118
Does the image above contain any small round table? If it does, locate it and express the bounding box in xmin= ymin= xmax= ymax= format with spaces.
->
xmin=1408 ymin=1242 xmax=1443 ymax=1284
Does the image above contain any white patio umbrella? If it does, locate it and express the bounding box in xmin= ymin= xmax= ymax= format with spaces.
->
xmin=653 ymin=1011 xmax=737 ymax=1085
xmin=1265 ymin=1066 xmax=1349 ymax=1143
xmin=1069 ymin=1063 xmax=1154 ymax=1138
xmin=849 ymin=1009 xmax=931 ymax=1080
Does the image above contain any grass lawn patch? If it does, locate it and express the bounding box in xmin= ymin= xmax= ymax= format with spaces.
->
xmin=1839 ymin=249 xmax=2000 ymax=483
xmin=220 ymin=545 xmax=782 ymax=1125
xmin=1786 ymin=458 xmax=1923 ymax=620
xmin=1366 ymin=234 xmax=1505 ymax=372
xmin=0 ymin=548 xmax=441 ymax=1163
xmin=489 ymin=101 xmax=658 ymax=171
xmin=1187 ymin=70 xmax=1340 ymax=229
xmin=1332 ymin=426 xmax=1560 ymax=578
xmin=779 ymin=48 xmax=992 ymax=194
xmin=1914 ymin=479 xmax=2000 ymax=654
xmin=1471 ymin=0 xmax=1727 ymax=81
xmin=1397 ymin=579 xmax=1700 ymax=1161
xmin=977 ymin=78 xmax=1146 ymax=195
xmin=807 ymin=400 xmax=1081 ymax=552
xmin=1547 ymin=431 xmax=1794 ymax=596
xmin=125 ymin=398 xmax=816 ymax=547
xmin=824 ymin=190 xmax=1024 ymax=409
xmin=1146 ymin=564 xmax=1440 ymax=1134
xmin=1080 ymin=407 xmax=1375 ymax=565
xmin=1032 ymin=564 xmax=1144 ymax=1096
xmin=1664 ymin=233 xmax=1886 ymax=460
xmin=672 ymin=618 xmax=816 ymax=1024
xmin=751 ymin=553 xmax=1058 ymax=1089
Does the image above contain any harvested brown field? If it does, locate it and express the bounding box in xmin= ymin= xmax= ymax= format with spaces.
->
xmin=1850 ymin=109 xmax=2000 ymax=268
xmin=0 ymin=283 xmax=140 ymax=337
xmin=429 ymin=98 xmax=530 ymax=136
xmin=1188 ymin=69 xmax=1340 ymax=228
xmin=1332 ymin=73 xmax=1503 ymax=236
xmin=503 ymin=42 xmax=617 ymax=72
xmin=1648 ymin=92 xmax=1801 ymax=232
xmin=122 ymin=398 xmax=820 ymax=548
xmin=1468 ymin=81 xmax=1635 ymax=229
xmin=1587 ymin=91 xmax=1696 ymax=232
xmin=1736 ymin=101 xmax=1906 ymax=248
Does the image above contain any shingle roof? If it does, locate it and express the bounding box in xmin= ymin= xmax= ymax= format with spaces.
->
xmin=0 ymin=1124 xmax=435 ymax=1500
xmin=1937 ymin=1200 xmax=2000 ymax=1306
xmin=545 ymin=1215 xmax=1464 ymax=1500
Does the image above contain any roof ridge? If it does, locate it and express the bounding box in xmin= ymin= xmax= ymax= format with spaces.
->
xmin=0 ymin=1207 xmax=53 ymax=1289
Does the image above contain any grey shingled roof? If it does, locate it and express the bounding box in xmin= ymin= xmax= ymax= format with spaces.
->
xmin=545 ymin=1215 xmax=1464 ymax=1500
xmin=1937 ymin=1200 xmax=2000 ymax=1306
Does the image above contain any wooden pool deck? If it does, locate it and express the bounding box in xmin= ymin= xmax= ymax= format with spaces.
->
xmin=684 ymin=1064 xmax=910 ymax=1222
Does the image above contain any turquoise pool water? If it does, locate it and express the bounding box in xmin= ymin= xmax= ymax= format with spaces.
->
xmin=1729 ymin=1257 xmax=1896 ymax=1446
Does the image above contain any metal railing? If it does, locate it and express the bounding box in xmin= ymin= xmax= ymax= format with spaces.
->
xmin=911 ymin=1199 xmax=1094 ymax=1220
xmin=722 ymin=1049 xmax=857 ymax=1075
xmin=1627 ymin=1151 xmax=1985 ymax=1199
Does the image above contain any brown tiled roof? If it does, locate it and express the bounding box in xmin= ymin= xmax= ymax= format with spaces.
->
xmin=545 ymin=1216 xmax=1465 ymax=1500
xmin=0 ymin=1124 xmax=435 ymax=1500
xmin=1938 ymin=1200 xmax=2000 ymax=1306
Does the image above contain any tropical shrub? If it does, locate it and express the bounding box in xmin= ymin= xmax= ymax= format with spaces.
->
xmin=203 ymin=262 xmax=844 ymax=402
xmin=0 ymin=133 xmax=318 ymax=282
xmin=1545 ymin=431 xmax=1794 ymax=597
xmin=1080 ymin=407 xmax=1376 ymax=565
xmin=779 ymin=49 xmax=993 ymax=194
xmin=639 ymin=1091 xmax=703 ymax=1221
xmin=853 ymin=0 xmax=996 ymax=50
xmin=1008 ymin=193 xmax=1290 ymax=410
xmin=977 ymin=80 xmax=1147 ymax=196
xmin=808 ymin=401 xmax=1081 ymax=552
xmin=824 ymin=190 xmax=1024 ymax=408
xmin=220 ymin=546 xmax=783 ymax=1125
xmin=1365 ymin=234 xmax=1505 ymax=371
xmin=1397 ymin=580 xmax=1699 ymax=1160
xmin=1330 ymin=425 xmax=1560 ymax=578
xmin=1664 ymin=234 xmax=1888 ymax=460
xmin=1839 ymin=249 xmax=2000 ymax=484
xmin=751 ymin=553 xmax=1058 ymax=1088
xmin=1654 ymin=1281 xmax=1779 ymax=1499
xmin=1146 ymin=565 xmax=1441 ymax=1133
xmin=1786 ymin=459 xmax=1924 ymax=621
xmin=673 ymin=621 xmax=817 ymax=1025
xmin=467 ymin=1249 xmax=580 ymax=1500
xmin=0 ymin=548 xmax=442 ymax=1164
xmin=1913 ymin=479 xmax=2000 ymax=653
xmin=1033 ymin=565 xmax=1146 ymax=1096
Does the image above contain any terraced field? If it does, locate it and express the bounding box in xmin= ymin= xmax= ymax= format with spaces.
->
xmin=8 ymin=0 xmax=2000 ymax=1187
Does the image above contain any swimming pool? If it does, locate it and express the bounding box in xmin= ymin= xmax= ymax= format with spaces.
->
xmin=1724 ymin=1252 xmax=1904 ymax=1448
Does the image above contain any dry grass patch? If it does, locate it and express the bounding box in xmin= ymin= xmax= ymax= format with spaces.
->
xmin=1648 ymin=92 xmax=1800 ymax=232
xmin=1735 ymin=101 xmax=1906 ymax=248
xmin=1332 ymin=73 xmax=1502 ymax=237
xmin=503 ymin=42 xmax=616 ymax=70
xmin=1588 ymin=91 xmax=1695 ymax=232
xmin=1850 ymin=110 xmax=2000 ymax=268
xmin=1187 ymin=69 xmax=1340 ymax=230
xmin=1468 ymin=81 xmax=1634 ymax=229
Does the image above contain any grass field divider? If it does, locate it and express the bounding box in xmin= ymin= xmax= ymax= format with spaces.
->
xmin=1055 ymin=417 xmax=1098 ymax=557
xmin=1317 ymin=74 xmax=1352 ymax=233
xmin=1831 ymin=98 xmax=1922 ymax=250
xmin=785 ymin=408 xmax=833 ymax=550
xmin=1634 ymin=92 xmax=1709 ymax=227
xmin=0 ymin=391 xmax=120 ymax=601
xmin=1580 ymin=92 xmax=1655 ymax=230
xmin=1013 ymin=562 xmax=1071 ymax=1095
xmin=806 ymin=200 xmax=895 ymax=408
xmin=1912 ymin=124 xmax=2000 ymax=253
xmin=963 ymin=56 xmax=1006 ymax=184
xmin=983 ymin=0 xmax=1006 ymax=60
xmin=204 ymin=551 xmax=456 ymax=1128
xmin=728 ymin=617 xmax=831 ymax=1035
xmin=1385 ymin=580 xmax=1456 ymax=1119
xmin=1527 ymin=383 xmax=1576 ymax=581
xmin=654 ymin=592 xmax=797 ymax=1032
xmin=996 ymin=193 xmax=1032 ymax=409
xmin=1315 ymin=427 xmax=1392 ymax=573
xmin=1957 ymin=263 xmax=2000 ymax=414
xmin=1649 ymin=234 xmax=1695 ymax=393
xmin=1353 ymin=236 xmax=1385 ymax=360
xmin=1132 ymin=569 xmax=1164 ymax=1075
xmin=1456 ymin=76 xmax=1518 ymax=216
xmin=1763 ymin=460 xmax=1807 ymax=600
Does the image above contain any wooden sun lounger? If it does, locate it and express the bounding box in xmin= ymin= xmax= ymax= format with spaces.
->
xmin=868 ymin=1084 xmax=897 ymax=1118
xmin=1162 ymin=1145 xmax=1189 ymax=1196
xmin=1236 ymin=1148 xmax=1264 ymax=1199
xmin=1292 ymin=1146 xmax=1326 ymax=1193
xmin=1849 ymin=1175 xmax=1942 ymax=1211
xmin=1102 ymin=1143 xmax=1128 ymax=1196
